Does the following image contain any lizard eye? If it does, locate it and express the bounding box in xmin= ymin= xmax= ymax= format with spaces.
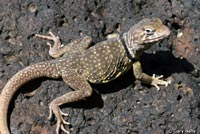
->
xmin=144 ymin=28 xmax=155 ymax=35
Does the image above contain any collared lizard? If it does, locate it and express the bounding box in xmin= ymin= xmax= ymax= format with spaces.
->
xmin=0 ymin=18 xmax=171 ymax=134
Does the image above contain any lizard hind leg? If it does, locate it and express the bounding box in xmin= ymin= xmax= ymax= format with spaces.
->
xmin=48 ymin=70 xmax=93 ymax=134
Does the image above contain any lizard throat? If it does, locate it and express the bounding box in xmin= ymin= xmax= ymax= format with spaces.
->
xmin=122 ymin=33 xmax=143 ymax=59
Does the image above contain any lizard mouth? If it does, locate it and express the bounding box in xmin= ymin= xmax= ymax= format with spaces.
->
xmin=144 ymin=29 xmax=170 ymax=44
xmin=144 ymin=34 xmax=169 ymax=44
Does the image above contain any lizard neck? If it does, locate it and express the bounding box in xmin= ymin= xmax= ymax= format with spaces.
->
xmin=122 ymin=33 xmax=144 ymax=60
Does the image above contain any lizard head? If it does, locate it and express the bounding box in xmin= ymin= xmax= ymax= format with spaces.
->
xmin=123 ymin=18 xmax=170 ymax=58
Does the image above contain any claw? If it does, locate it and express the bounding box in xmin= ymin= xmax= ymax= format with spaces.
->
xmin=48 ymin=103 xmax=71 ymax=134
xmin=151 ymin=74 xmax=170 ymax=90
xmin=48 ymin=107 xmax=53 ymax=120
xmin=60 ymin=109 xmax=69 ymax=117
xmin=35 ymin=31 xmax=61 ymax=46
xmin=35 ymin=33 xmax=54 ymax=40
xmin=63 ymin=120 xmax=70 ymax=125
xmin=56 ymin=123 xmax=70 ymax=134
xmin=36 ymin=31 xmax=63 ymax=58
xmin=61 ymin=124 xmax=70 ymax=134
xmin=49 ymin=31 xmax=55 ymax=37
xmin=59 ymin=109 xmax=70 ymax=125
xmin=152 ymin=74 xmax=163 ymax=79
xmin=154 ymin=84 xmax=160 ymax=90
xmin=47 ymin=42 xmax=52 ymax=48
xmin=48 ymin=31 xmax=60 ymax=42
xmin=55 ymin=116 xmax=70 ymax=134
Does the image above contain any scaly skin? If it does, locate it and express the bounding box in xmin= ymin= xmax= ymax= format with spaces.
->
xmin=0 ymin=18 xmax=170 ymax=134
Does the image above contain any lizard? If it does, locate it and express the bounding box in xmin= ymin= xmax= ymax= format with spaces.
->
xmin=0 ymin=17 xmax=171 ymax=134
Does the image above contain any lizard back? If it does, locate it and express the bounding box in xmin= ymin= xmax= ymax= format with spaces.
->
xmin=77 ymin=37 xmax=133 ymax=83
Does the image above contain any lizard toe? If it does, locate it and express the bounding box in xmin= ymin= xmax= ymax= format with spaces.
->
xmin=55 ymin=114 xmax=70 ymax=134
xmin=151 ymin=74 xmax=171 ymax=90
xmin=49 ymin=102 xmax=71 ymax=133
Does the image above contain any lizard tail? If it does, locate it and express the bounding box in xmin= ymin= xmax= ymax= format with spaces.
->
xmin=0 ymin=61 xmax=60 ymax=134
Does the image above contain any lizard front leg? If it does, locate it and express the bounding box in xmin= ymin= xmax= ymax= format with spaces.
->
xmin=35 ymin=31 xmax=92 ymax=58
xmin=133 ymin=61 xmax=171 ymax=90
xmin=48 ymin=69 xmax=93 ymax=134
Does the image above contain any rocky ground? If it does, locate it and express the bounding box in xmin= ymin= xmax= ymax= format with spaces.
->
xmin=0 ymin=0 xmax=200 ymax=134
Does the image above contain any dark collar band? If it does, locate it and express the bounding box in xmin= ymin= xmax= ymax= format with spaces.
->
xmin=120 ymin=33 xmax=136 ymax=62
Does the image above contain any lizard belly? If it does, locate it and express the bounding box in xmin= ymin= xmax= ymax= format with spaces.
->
xmin=95 ymin=63 xmax=132 ymax=83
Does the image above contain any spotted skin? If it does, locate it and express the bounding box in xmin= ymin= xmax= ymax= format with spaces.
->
xmin=0 ymin=18 xmax=171 ymax=134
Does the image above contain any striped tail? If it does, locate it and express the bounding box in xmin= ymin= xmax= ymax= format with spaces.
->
xmin=0 ymin=61 xmax=60 ymax=134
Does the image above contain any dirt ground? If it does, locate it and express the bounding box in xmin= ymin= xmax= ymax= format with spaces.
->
xmin=0 ymin=0 xmax=200 ymax=134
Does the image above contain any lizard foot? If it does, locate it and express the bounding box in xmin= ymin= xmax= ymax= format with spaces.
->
xmin=151 ymin=74 xmax=171 ymax=90
xmin=48 ymin=104 xmax=70 ymax=134
xmin=35 ymin=31 xmax=63 ymax=57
